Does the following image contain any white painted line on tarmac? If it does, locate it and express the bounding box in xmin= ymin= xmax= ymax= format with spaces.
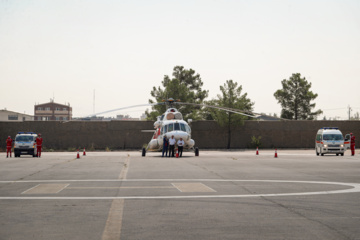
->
xmin=22 ymin=184 xmax=70 ymax=194
xmin=21 ymin=184 xmax=40 ymax=194
xmin=67 ymin=186 xmax=174 ymax=189
xmin=171 ymin=183 xmax=217 ymax=193
xmin=1 ymin=180 xmax=360 ymax=200
xmin=56 ymin=184 xmax=70 ymax=193
xmin=2 ymin=179 xmax=360 ymax=184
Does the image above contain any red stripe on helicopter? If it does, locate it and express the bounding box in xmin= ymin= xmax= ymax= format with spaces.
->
xmin=153 ymin=128 xmax=161 ymax=139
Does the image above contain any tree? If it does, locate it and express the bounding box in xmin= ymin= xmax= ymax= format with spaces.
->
xmin=204 ymin=80 xmax=254 ymax=149
xmin=351 ymin=112 xmax=360 ymax=120
xmin=274 ymin=73 xmax=322 ymax=120
xmin=146 ymin=66 xmax=209 ymax=120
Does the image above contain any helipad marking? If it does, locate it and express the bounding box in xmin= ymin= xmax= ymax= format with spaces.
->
xmin=172 ymin=183 xmax=216 ymax=192
xmin=1 ymin=180 xmax=360 ymax=200
xmin=21 ymin=184 xmax=69 ymax=194
xmin=67 ymin=186 xmax=174 ymax=189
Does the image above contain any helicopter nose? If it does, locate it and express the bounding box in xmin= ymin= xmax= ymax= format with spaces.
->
xmin=166 ymin=131 xmax=189 ymax=141
xmin=178 ymin=132 xmax=189 ymax=141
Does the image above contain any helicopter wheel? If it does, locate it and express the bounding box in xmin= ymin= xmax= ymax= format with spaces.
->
xmin=142 ymin=148 xmax=146 ymax=157
xmin=195 ymin=147 xmax=199 ymax=156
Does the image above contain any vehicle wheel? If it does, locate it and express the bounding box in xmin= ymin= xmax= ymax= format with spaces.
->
xmin=142 ymin=148 xmax=146 ymax=157
xmin=336 ymin=153 xmax=339 ymax=156
xmin=316 ymin=148 xmax=319 ymax=156
xmin=195 ymin=147 xmax=199 ymax=156
xmin=321 ymin=153 xmax=324 ymax=156
xmin=341 ymin=153 xmax=344 ymax=156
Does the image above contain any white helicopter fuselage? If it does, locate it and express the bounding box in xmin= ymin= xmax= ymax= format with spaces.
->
xmin=147 ymin=108 xmax=195 ymax=151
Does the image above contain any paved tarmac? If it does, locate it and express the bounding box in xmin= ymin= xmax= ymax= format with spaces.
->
xmin=0 ymin=150 xmax=359 ymax=240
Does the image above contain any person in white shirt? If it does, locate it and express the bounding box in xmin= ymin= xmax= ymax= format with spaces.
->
xmin=177 ymin=138 xmax=185 ymax=157
xmin=169 ymin=135 xmax=176 ymax=157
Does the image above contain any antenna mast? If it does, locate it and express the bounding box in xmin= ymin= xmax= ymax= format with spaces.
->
xmin=93 ymin=89 xmax=95 ymax=114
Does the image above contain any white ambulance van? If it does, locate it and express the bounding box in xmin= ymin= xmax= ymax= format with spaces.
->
xmin=14 ymin=132 xmax=38 ymax=157
xmin=315 ymin=127 xmax=349 ymax=156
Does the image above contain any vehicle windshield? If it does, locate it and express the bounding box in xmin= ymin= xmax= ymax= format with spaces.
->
xmin=323 ymin=134 xmax=343 ymax=141
xmin=16 ymin=136 xmax=35 ymax=142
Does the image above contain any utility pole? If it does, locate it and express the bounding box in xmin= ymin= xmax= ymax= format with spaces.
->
xmin=348 ymin=105 xmax=352 ymax=120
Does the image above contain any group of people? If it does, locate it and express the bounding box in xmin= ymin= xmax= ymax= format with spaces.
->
xmin=5 ymin=134 xmax=43 ymax=158
xmin=162 ymin=135 xmax=185 ymax=157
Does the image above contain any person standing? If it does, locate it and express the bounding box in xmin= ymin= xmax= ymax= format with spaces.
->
xmin=350 ymin=133 xmax=356 ymax=156
xmin=36 ymin=134 xmax=43 ymax=157
xmin=177 ymin=137 xmax=185 ymax=157
xmin=6 ymin=136 xmax=13 ymax=158
xmin=162 ymin=136 xmax=169 ymax=157
xmin=169 ymin=135 xmax=176 ymax=157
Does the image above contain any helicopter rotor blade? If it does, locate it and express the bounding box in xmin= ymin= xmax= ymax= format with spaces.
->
xmin=175 ymin=102 xmax=258 ymax=118
xmin=83 ymin=99 xmax=287 ymax=121
xmin=175 ymin=102 xmax=288 ymax=120
xmin=85 ymin=103 xmax=165 ymax=118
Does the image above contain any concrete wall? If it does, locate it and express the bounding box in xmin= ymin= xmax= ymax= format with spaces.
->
xmin=0 ymin=120 xmax=359 ymax=150
xmin=192 ymin=120 xmax=360 ymax=149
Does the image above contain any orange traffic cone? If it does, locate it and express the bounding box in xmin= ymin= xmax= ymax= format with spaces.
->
xmin=176 ymin=149 xmax=179 ymax=158
xmin=256 ymin=147 xmax=259 ymax=155
xmin=274 ymin=148 xmax=278 ymax=158
xmin=77 ymin=149 xmax=80 ymax=159
xmin=83 ymin=148 xmax=86 ymax=156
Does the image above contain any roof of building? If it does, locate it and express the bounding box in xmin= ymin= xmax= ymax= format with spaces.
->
xmin=35 ymin=101 xmax=71 ymax=107
xmin=0 ymin=109 xmax=34 ymax=117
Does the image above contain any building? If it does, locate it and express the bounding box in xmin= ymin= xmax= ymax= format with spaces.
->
xmin=0 ymin=109 xmax=34 ymax=122
xmin=140 ymin=113 xmax=147 ymax=120
xmin=34 ymin=101 xmax=72 ymax=121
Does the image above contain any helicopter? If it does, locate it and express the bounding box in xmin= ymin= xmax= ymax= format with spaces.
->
xmin=141 ymin=99 xmax=195 ymax=157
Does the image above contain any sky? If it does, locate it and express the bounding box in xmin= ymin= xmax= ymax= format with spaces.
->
xmin=1 ymin=0 xmax=359 ymax=120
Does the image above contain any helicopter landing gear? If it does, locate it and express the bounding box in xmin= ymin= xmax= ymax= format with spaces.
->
xmin=142 ymin=148 xmax=146 ymax=157
xmin=195 ymin=147 xmax=199 ymax=156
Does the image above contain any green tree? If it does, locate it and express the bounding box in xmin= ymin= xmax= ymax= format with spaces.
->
xmin=274 ymin=73 xmax=322 ymax=120
xmin=146 ymin=66 xmax=208 ymax=120
xmin=205 ymin=80 xmax=254 ymax=149
xmin=351 ymin=112 xmax=360 ymax=120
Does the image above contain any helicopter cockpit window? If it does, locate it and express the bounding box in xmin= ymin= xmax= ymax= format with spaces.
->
xmin=164 ymin=125 xmax=168 ymax=133
xmin=174 ymin=123 xmax=180 ymax=131
xmin=180 ymin=123 xmax=186 ymax=132
xmin=168 ymin=123 xmax=174 ymax=132
xmin=160 ymin=115 xmax=164 ymax=121
xmin=185 ymin=125 xmax=191 ymax=133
